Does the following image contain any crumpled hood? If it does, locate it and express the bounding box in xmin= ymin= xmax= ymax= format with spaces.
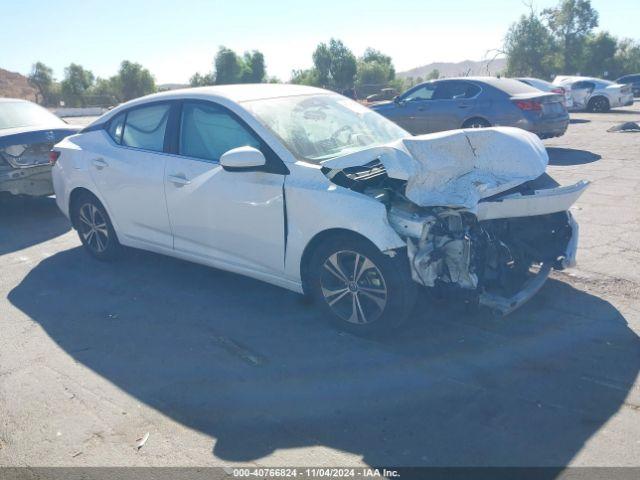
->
xmin=322 ymin=127 xmax=548 ymax=210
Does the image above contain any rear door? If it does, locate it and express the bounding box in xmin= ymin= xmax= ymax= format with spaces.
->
xmin=88 ymin=102 xmax=174 ymax=248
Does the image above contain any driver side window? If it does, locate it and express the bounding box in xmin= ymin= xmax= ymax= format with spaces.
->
xmin=179 ymin=102 xmax=261 ymax=162
xmin=404 ymin=84 xmax=436 ymax=102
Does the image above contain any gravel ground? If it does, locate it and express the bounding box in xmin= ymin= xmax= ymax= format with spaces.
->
xmin=0 ymin=105 xmax=639 ymax=468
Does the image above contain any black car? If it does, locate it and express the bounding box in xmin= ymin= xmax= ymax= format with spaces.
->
xmin=616 ymin=74 xmax=640 ymax=97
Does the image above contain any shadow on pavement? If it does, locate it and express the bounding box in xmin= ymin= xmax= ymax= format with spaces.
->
xmin=9 ymin=244 xmax=640 ymax=467
xmin=569 ymin=118 xmax=590 ymax=124
xmin=547 ymin=147 xmax=601 ymax=166
xmin=0 ymin=195 xmax=71 ymax=256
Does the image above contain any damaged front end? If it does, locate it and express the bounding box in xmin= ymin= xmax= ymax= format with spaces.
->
xmin=388 ymin=201 xmax=579 ymax=315
xmin=322 ymin=127 xmax=587 ymax=315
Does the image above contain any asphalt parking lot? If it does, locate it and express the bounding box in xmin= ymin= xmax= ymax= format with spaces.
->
xmin=1 ymin=106 xmax=639 ymax=468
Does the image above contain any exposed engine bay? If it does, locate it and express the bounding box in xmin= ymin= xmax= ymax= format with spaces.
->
xmin=322 ymin=148 xmax=585 ymax=314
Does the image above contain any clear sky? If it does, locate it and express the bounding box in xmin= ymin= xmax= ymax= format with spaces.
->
xmin=2 ymin=0 xmax=637 ymax=84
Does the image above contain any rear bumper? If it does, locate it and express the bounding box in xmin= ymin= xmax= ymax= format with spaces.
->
xmin=0 ymin=164 xmax=53 ymax=196
xmin=519 ymin=115 xmax=570 ymax=138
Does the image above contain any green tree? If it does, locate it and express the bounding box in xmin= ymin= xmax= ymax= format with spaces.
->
xmin=504 ymin=10 xmax=558 ymax=78
xmin=542 ymin=0 xmax=599 ymax=73
xmin=290 ymin=68 xmax=320 ymax=86
xmin=241 ymin=51 xmax=266 ymax=83
xmin=214 ymin=46 xmax=242 ymax=84
xmin=327 ymin=39 xmax=357 ymax=91
xmin=113 ymin=61 xmax=156 ymax=101
xmin=361 ymin=48 xmax=395 ymax=79
xmin=90 ymin=77 xmax=119 ymax=105
xmin=189 ymin=72 xmax=215 ymax=87
xmin=28 ymin=62 xmax=54 ymax=105
xmin=310 ymin=39 xmax=357 ymax=91
xmin=355 ymin=47 xmax=396 ymax=95
xmin=614 ymin=38 xmax=640 ymax=78
xmin=426 ymin=68 xmax=440 ymax=80
xmin=60 ymin=63 xmax=94 ymax=107
xmin=312 ymin=42 xmax=332 ymax=86
xmin=581 ymin=32 xmax=618 ymax=77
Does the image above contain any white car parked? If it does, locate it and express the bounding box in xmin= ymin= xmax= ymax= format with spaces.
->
xmin=52 ymin=85 xmax=588 ymax=335
xmin=553 ymin=76 xmax=634 ymax=112
xmin=515 ymin=77 xmax=574 ymax=109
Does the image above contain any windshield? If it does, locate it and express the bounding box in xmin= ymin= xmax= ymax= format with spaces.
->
xmin=0 ymin=101 xmax=65 ymax=130
xmin=243 ymin=94 xmax=408 ymax=162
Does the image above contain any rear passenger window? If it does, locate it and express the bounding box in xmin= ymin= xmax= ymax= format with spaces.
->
xmin=122 ymin=104 xmax=171 ymax=152
xmin=179 ymin=102 xmax=261 ymax=162
xmin=107 ymin=113 xmax=125 ymax=144
xmin=434 ymin=82 xmax=481 ymax=100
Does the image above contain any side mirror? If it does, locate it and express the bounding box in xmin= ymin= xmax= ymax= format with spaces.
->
xmin=220 ymin=146 xmax=266 ymax=171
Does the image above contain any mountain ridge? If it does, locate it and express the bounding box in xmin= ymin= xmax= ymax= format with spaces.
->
xmin=398 ymin=58 xmax=507 ymax=79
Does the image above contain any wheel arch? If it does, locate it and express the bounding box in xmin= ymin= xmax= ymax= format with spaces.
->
xmin=461 ymin=116 xmax=491 ymax=128
xmin=299 ymin=228 xmax=389 ymax=295
xmin=588 ymin=95 xmax=610 ymax=109
xmin=67 ymin=187 xmax=115 ymax=233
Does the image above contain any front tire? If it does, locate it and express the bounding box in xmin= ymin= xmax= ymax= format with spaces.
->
xmin=308 ymin=234 xmax=417 ymax=336
xmin=71 ymin=193 xmax=121 ymax=261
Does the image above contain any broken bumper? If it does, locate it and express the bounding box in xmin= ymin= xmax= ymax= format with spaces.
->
xmin=0 ymin=164 xmax=54 ymax=196
xmin=478 ymin=211 xmax=579 ymax=315
xmin=479 ymin=263 xmax=552 ymax=315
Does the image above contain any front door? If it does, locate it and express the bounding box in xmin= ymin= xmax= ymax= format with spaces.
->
xmin=164 ymin=101 xmax=286 ymax=274
xmin=395 ymin=83 xmax=437 ymax=134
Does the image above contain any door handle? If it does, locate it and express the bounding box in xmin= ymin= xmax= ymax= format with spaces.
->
xmin=92 ymin=158 xmax=108 ymax=169
xmin=167 ymin=174 xmax=191 ymax=186
xmin=458 ymin=104 xmax=471 ymax=109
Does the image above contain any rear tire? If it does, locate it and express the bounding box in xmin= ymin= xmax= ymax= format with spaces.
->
xmin=462 ymin=118 xmax=491 ymax=129
xmin=307 ymin=234 xmax=417 ymax=336
xmin=71 ymin=193 xmax=121 ymax=261
xmin=587 ymin=96 xmax=610 ymax=113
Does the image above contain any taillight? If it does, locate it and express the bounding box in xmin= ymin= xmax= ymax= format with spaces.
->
xmin=551 ymin=87 xmax=565 ymax=94
xmin=513 ymin=100 xmax=542 ymax=111
xmin=49 ymin=150 xmax=61 ymax=165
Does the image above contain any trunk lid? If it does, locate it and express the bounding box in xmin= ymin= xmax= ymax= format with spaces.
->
xmin=0 ymin=126 xmax=80 ymax=169
xmin=510 ymin=92 xmax=566 ymax=117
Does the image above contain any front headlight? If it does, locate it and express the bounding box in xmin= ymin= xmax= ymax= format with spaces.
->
xmin=0 ymin=144 xmax=51 ymax=168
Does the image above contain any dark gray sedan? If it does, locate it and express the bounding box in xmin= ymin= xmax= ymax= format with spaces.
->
xmin=371 ymin=77 xmax=569 ymax=138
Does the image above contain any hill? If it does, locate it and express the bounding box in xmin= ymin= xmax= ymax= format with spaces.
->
xmin=0 ymin=68 xmax=37 ymax=101
xmin=398 ymin=58 xmax=507 ymax=79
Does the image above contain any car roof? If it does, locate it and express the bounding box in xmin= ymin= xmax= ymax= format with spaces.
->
xmin=427 ymin=76 xmax=543 ymax=95
xmin=118 ymin=84 xmax=330 ymax=106
xmin=0 ymin=98 xmax=30 ymax=103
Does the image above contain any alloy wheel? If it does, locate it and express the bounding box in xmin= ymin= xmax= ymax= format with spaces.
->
xmin=78 ymin=203 xmax=109 ymax=253
xmin=592 ymin=98 xmax=608 ymax=112
xmin=320 ymin=250 xmax=388 ymax=324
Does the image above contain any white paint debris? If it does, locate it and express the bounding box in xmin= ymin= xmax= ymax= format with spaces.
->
xmin=136 ymin=432 xmax=149 ymax=450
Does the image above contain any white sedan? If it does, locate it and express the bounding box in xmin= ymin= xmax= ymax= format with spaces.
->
xmin=553 ymin=76 xmax=634 ymax=112
xmin=52 ymin=84 xmax=588 ymax=335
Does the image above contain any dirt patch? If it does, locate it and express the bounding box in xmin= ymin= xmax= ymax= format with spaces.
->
xmin=0 ymin=68 xmax=37 ymax=101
